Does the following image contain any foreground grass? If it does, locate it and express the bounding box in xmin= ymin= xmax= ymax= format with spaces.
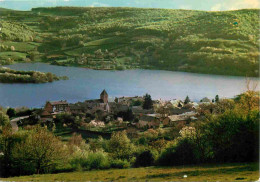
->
xmin=2 ymin=163 xmax=259 ymax=181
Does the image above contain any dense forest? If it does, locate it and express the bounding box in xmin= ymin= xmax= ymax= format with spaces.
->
xmin=0 ymin=7 xmax=259 ymax=76
xmin=0 ymin=67 xmax=68 ymax=83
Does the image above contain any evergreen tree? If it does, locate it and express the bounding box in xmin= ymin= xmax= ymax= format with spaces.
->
xmin=215 ymin=95 xmax=219 ymax=102
xmin=143 ymin=93 xmax=153 ymax=109
xmin=184 ymin=96 xmax=191 ymax=104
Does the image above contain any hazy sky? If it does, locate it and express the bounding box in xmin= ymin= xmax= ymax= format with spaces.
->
xmin=0 ymin=0 xmax=259 ymax=11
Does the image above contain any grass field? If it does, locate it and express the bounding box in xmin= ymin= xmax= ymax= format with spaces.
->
xmin=0 ymin=51 xmax=27 ymax=61
xmin=1 ymin=41 xmax=37 ymax=52
xmin=1 ymin=163 xmax=259 ymax=181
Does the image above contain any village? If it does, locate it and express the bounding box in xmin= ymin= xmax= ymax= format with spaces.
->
xmin=17 ymin=89 xmax=217 ymax=136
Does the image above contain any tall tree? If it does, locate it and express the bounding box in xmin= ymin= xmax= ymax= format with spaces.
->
xmin=184 ymin=96 xmax=191 ymax=104
xmin=143 ymin=93 xmax=153 ymax=110
xmin=215 ymin=95 xmax=219 ymax=102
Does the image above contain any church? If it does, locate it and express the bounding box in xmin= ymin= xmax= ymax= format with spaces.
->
xmin=70 ymin=89 xmax=111 ymax=114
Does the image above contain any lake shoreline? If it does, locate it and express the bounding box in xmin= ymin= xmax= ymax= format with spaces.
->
xmin=0 ymin=62 xmax=257 ymax=108
xmin=6 ymin=61 xmax=257 ymax=78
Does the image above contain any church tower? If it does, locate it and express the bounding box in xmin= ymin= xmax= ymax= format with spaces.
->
xmin=100 ymin=89 xmax=108 ymax=103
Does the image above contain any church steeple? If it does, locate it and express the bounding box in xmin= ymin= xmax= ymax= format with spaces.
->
xmin=100 ymin=89 xmax=108 ymax=103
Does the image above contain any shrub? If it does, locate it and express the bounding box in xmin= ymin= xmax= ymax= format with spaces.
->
xmin=0 ymin=111 xmax=10 ymax=127
xmin=108 ymin=131 xmax=135 ymax=160
xmin=69 ymin=150 xmax=109 ymax=171
xmin=110 ymin=159 xmax=130 ymax=169
xmin=158 ymin=138 xmax=198 ymax=166
xmin=85 ymin=151 xmax=110 ymax=170
xmin=70 ymin=156 xmax=88 ymax=171
xmin=135 ymin=150 xmax=155 ymax=167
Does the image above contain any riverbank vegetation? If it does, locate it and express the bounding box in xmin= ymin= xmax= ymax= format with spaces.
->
xmin=0 ymin=7 xmax=259 ymax=76
xmin=0 ymin=88 xmax=258 ymax=180
xmin=0 ymin=67 xmax=68 ymax=83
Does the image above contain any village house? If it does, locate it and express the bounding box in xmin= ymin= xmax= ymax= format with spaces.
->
xmin=132 ymin=106 xmax=154 ymax=117
xmin=115 ymin=96 xmax=144 ymax=106
xmin=170 ymin=99 xmax=184 ymax=108
xmin=136 ymin=114 xmax=161 ymax=129
xmin=41 ymin=100 xmax=70 ymax=122
xmin=162 ymin=111 xmax=198 ymax=126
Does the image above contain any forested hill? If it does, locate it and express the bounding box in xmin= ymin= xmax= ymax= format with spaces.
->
xmin=0 ymin=7 xmax=259 ymax=76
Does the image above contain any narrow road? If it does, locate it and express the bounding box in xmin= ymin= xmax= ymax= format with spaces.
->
xmin=10 ymin=116 xmax=29 ymax=132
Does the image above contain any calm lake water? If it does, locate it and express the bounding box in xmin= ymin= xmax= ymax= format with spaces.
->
xmin=0 ymin=63 xmax=258 ymax=108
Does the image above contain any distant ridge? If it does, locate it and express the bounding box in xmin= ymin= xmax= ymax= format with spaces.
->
xmin=0 ymin=7 xmax=259 ymax=76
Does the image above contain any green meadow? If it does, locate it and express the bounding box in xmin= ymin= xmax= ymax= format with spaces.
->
xmin=1 ymin=163 xmax=258 ymax=181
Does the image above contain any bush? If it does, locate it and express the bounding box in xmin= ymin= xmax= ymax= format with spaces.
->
xmin=85 ymin=151 xmax=110 ymax=170
xmin=70 ymin=151 xmax=110 ymax=171
xmin=70 ymin=156 xmax=87 ymax=171
xmin=110 ymin=159 xmax=130 ymax=169
xmin=158 ymin=138 xmax=198 ymax=166
xmin=0 ymin=111 xmax=10 ymax=127
xmin=135 ymin=150 xmax=155 ymax=167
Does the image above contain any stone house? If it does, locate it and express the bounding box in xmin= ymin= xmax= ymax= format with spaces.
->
xmin=162 ymin=111 xmax=197 ymax=126
xmin=44 ymin=100 xmax=70 ymax=113
xmin=136 ymin=115 xmax=160 ymax=129
xmin=41 ymin=100 xmax=70 ymax=122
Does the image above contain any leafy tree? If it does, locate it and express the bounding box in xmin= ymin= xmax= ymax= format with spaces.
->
xmin=0 ymin=125 xmax=28 ymax=177
xmin=204 ymin=110 xmax=259 ymax=162
xmin=12 ymin=126 xmax=68 ymax=174
xmin=237 ymin=91 xmax=259 ymax=114
xmin=184 ymin=95 xmax=191 ymax=104
xmin=143 ymin=93 xmax=153 ymax=110
xmin=108 ymin=131 xmax=135 ymax=160
xmin=6 ymin=108 xmax=16 ymax=118
xmin=215 ymin=99 xmax=235 ymax=114
xmin=0 ymin=111 xmax=10 ymax=127
xmin=132 ymin=99 xmax=142 ymax=106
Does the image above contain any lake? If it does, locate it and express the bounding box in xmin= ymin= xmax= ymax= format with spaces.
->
xmin=0 ymin=63 xmax=258 ymax=108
